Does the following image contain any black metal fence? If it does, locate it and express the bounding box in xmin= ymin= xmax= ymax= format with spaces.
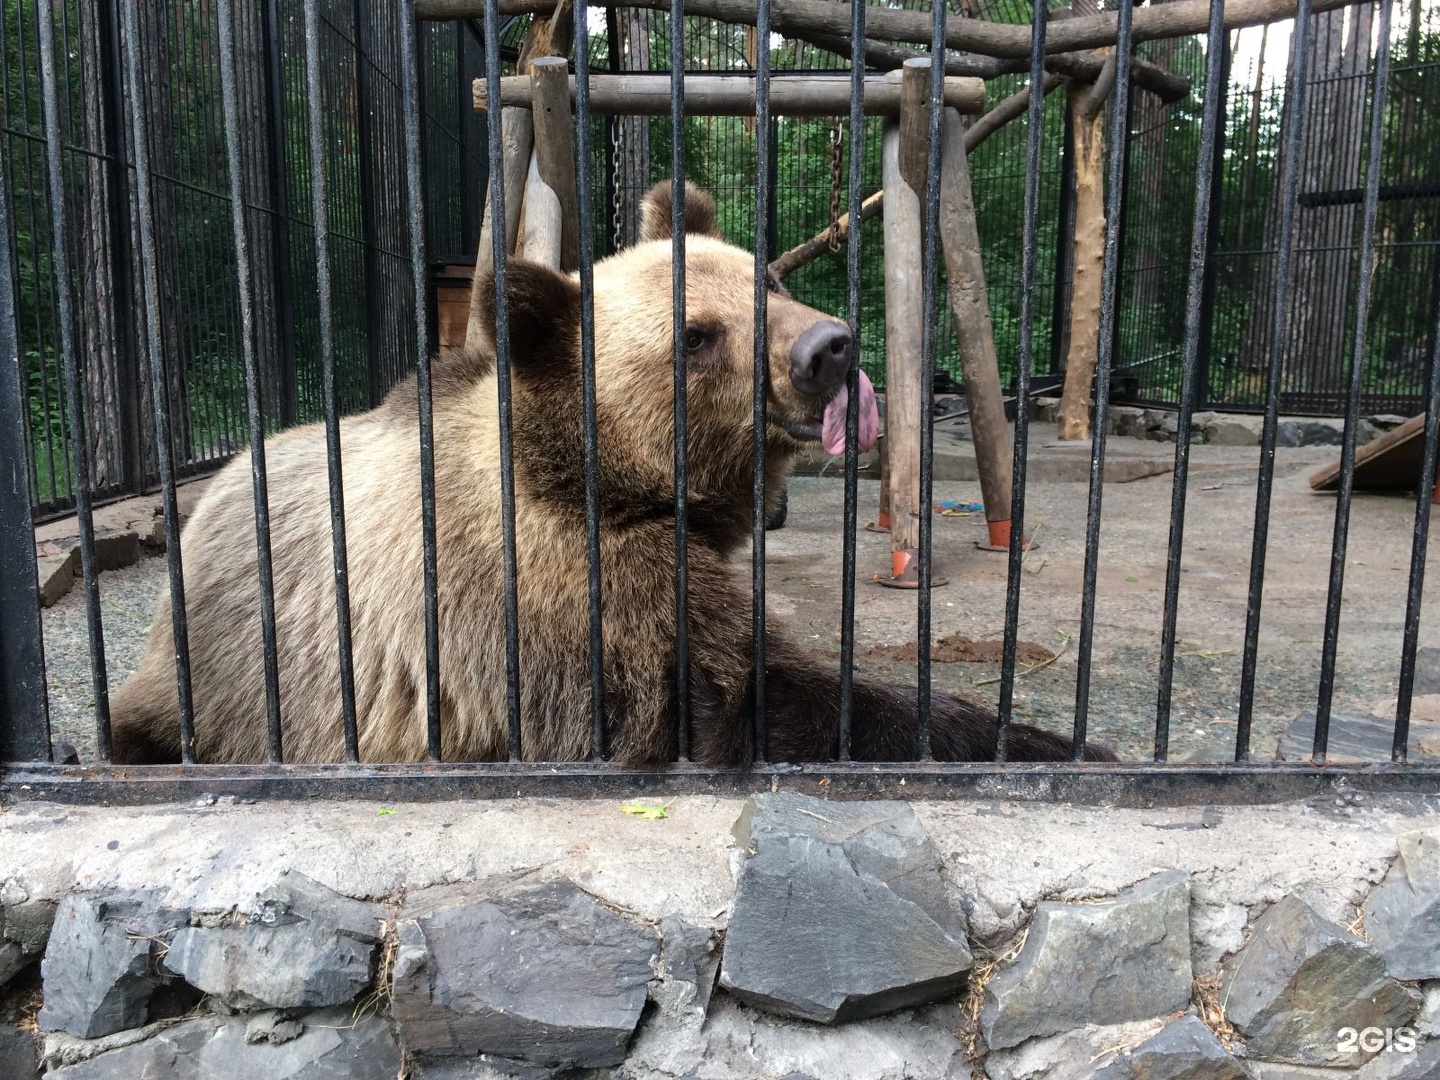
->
xmin=3 ymin=0 xmax=1440 ymax=803
xmin=1 ymin=0 xmax=487 ymax=518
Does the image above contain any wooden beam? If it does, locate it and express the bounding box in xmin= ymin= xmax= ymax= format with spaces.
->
xmin=473 ymin=73 xmax=985 ymax=116
xmin=419 ymin=0 xmax=1369 ymax=62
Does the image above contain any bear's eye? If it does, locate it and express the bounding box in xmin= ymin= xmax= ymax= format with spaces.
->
xmin=684 ymin=328 xmax=709 ymax=353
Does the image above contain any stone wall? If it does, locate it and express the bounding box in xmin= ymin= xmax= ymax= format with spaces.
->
xmin=1 ymin=791 xmax=1437 ymax=1078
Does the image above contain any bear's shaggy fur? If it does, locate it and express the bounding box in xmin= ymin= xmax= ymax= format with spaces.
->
xmin=110 ymin=183 xmax=1110 ymax=765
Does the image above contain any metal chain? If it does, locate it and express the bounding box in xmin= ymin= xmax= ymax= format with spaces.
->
xmin=826 ymin=118 xmax=844 ymax=252
xmin=611 ymin=119 xmax=627 ymax=251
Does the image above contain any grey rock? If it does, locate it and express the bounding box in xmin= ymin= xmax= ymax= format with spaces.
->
xmin=1366 ymin=832 xmax=1440 ymax=980
xmin=1357 ymin=1033 xmax=1440 ymax=1079
xmin=1090 ymin=1015 xmax=1246 ymax=1080
xmin=0 ymin=1025 xmax=41 ymax=1080
xmin=1412 ymin=648 xmax=1440 ymax=696
xmin=44 ymin=1008 xmax=401 ymax=1079
xmin=1 ymin=889 xmax=56 ymax=988
xmin=1221 ymin=894 xmax=1420 ymax=1066
xmin=42 ymin=1020 xmax=180 ymax=1071
xmin=245 ymin=1009 xmax=305 ymax=1045
xmin=981 ymin=870 xmax=1193 ymax=1050
xmin=1417 ymin=983 xmax=1439 ymax=1037
xmin=984 ymin=1018 xmax=1172 ymax=1080
xmin=391 ymin=879 xmax=659 ymax=1068
xmin=720 ymin=794 xmax=972 ymax=1024
xmin=649 ymin=915 xmax=720 ymax=1021
xmin=38 ymin=892 xmax=188 ymax=1039
xmin=1203 ymin=415 xmax=1264 ymax=447
xmin=162 ymin=872 xmax=381 ymax=1009
xmin=1294 ymin=419 xmax=1345 ymax=446
xmin=1277 ymin=419 xmax=1301 ymax=447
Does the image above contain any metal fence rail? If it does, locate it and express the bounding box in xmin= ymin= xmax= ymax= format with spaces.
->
xmin=3 ymin=0 xmax=1440 ymax=804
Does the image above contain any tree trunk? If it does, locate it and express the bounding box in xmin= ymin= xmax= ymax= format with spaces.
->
xmin=1057 ymin=83 xmax=1107 ymax=441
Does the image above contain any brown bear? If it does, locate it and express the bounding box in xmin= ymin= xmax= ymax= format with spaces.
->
xmin=110 ymin=182 xmax=1111 ymax=766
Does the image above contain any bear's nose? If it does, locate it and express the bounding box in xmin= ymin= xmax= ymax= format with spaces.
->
xmin=788 ymin=320 xmax=852 ymax=397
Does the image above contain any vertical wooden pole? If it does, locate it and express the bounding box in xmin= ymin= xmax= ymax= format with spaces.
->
xmin=879 ymin=63 xmax=927 ymax=584
xmin=939 ymin=107 xmax=1013 ymax=549
xmin=467 ymin=108 xmax=532 ymax=347
xmin=529 ymin=56 xmax=580 ymax=271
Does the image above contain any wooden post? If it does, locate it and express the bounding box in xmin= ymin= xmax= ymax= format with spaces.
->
xmin=1057 ymin=59 xmax=1115 ymax=441
xmin=522 ymin=151 xmax=563 ymax=267
xmin=938 ymin=107 xmax=1013 ymax=550
xmin=465 ymin=5 xmax=571 ymax=346
xmin=878 ymin=61 xmax=928 ymax=587
xmin=528 ymin=56 xmax=580 ymax=270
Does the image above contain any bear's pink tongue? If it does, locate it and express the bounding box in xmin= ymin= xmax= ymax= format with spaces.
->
xmin=821 ymin=370 xmax=879 ymax=457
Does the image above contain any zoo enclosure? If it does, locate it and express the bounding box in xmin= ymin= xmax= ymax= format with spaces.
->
xmin=2 ymin=0 xmax=1440 ymax=802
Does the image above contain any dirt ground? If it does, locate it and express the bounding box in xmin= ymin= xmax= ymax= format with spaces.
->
xmin=38 ymin=429 xmax=1440 ymax=764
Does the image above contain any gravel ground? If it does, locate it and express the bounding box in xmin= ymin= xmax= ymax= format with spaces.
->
xmin=39 ymin=437 xmax=1440 ymax=764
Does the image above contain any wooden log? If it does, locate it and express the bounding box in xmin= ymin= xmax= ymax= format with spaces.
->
xmin=522 ymin=150 xmax=563 ymax=267
xmin=473 ymin=72 xmax=985 ymax=116
xmin=528 ymin=56 xmax=579 ymax=271
xmin=420 ymin=0 xmax=1371 ymax=64
xmin=879 ymin=64 xmax=927 ymax=582
xmin=468 ymin=111 xmax=532 ymax=348
xmin=938 ymin=107 xmax=1012 ymax=544
xmin=770 ymin=72 xmax=1063 ymax=281
xmin=466 ymin=6 xmax=570 ymax=347
xmin=1057 ymin=70 xmax=1112 ymax=442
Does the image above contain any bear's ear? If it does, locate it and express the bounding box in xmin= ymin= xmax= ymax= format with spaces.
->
xmin=639 ymin=180 xmax=722 ymax=244
xmin=473 ymin=260 xmax=581 ymax=377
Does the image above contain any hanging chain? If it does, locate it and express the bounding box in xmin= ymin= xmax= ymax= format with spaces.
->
xmin=611 ymin=118 xmax=627 ymax=251
xmin=826 ymin=118 xmax=844 ymax=253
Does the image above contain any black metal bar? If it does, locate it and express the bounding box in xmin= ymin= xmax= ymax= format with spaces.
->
xmin=481 ymin=0 xmax=523 ymax=760
xmin=1298 ymin=180 xmax=1440 ymax=208
xmin=1314 ymin=0 xmax=1394 ymax=764
xmin=996 ymin=0 xmax=1049 ymax=761
xmin=8 ymin=762 xmax=1440 ymax=810
xmin=263 ymin=0 xmax=299 ymax=429
xmin=303 ymin=0 xmax=361 ymax=763
xmin=400 ymin=0 xmax=447 ymax=761
xmin=1071 ymin=0 xmax=1133 ymax=756
xmin=354 ymin=0 xmax=386 ymax=409
xmin=1236 ymin=0 xmax=1313 ymax=762
xmin=574 ymin=0 xmax=607 ymax=761
xmin=670 ymin=0 xmax=690 ymax=762
xmin=1155 ymin=0 xmax=1228 ymax=763
xmin=35 ymin=0 xmax=110 ymax=760
xmin=1193 ymin=38 xmax=1229 ymax=417
xmin=836 ymin=0 xmax=866 ymax=763
xmin=751 ymin=0 xmax=771 ymax=764
xmin=916 ymin=2 xmax=946 ymax=761
xmin=0 ymin=155 xmax=51 ymax=764
xmin=96 ymin=0 xmax=145 ymax=497
xmin=456 ymin=19 xmax=478 ymax=256
xmin=1048 ymin=105 xmax=1075 ymax=376
xmin=121 ymin=0 xmax=196 ymax=761
xmin=217 ymin=0 xmax=285 ymax=764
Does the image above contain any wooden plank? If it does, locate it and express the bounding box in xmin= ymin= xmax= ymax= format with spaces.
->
xmin=1309 ymin=412 xmax=1431 ymax=493
xmin=474 ymin=73 xmax=984 ymax=116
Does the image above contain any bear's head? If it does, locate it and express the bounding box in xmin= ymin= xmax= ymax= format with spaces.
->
xmin=471 ymin=181 xmax=878 ymax=552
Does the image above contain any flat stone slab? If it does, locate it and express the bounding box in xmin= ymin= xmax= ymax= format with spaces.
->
xmin=43 ymin=1007 xmax=400 ymax=1079
xmin=649 ymin=915 xmax=720 ymax=1021
xmin=38 ymin=892 xmax=189 ymax=1039
xmin=1277 ymin=713 xmax=1440 ymax=764
xmin=1091 ymin=1014 xmax=1246 ymax=1080
xmin=981 ymin=870 xmax=1193 ymax=1050
xmin=1364 ymin=830 xmax=1440 ymax=980
xmin=162 ymin=872 xmax=382 ymax=1009
xmin=391 ymin=878 xmax=659 ymax=1068
xmin=719 ymin=793 xmax=972 ymax=1024
xmin=1221 ymin=894 xmax=1419 ymax=1067
xmin=0 ymin=1024 xmax=41 ymax=1080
